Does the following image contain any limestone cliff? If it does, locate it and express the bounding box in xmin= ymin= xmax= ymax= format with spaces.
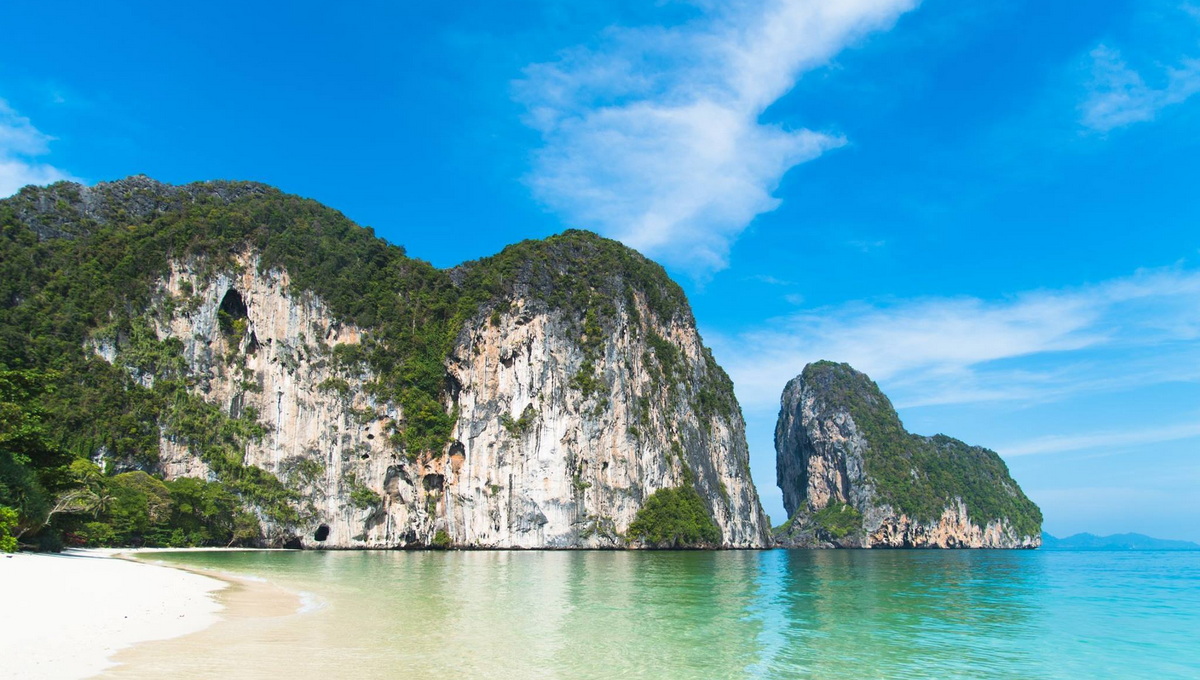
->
xmin=775 ymin=361 xmax=1041 ymax=549
xmin=442 ymin=239 xmax=767 ymax=547
xmin=2 ymin=176 xmax=769 ymax=549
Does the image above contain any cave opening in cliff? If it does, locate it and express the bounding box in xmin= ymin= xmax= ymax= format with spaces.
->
xmin=218 ymin=288 xmax=248 ymax=336
xmin=314 ymin=524 xmax=330 ymax=542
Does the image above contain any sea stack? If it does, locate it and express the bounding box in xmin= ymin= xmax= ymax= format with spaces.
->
xmin=774 ymin=361 xmax=1041 ymax=548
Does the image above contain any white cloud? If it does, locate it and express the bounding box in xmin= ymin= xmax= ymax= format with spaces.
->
xmin=1001 ymin=419 xmax=1200 ymax=457
xmin=0 ymin=99 xmax=75 ymax=198
xmin=1079 ymin=5 xmax=1200 ymax=132
xmin=1080 ymin=46 xmax=1200 ymax=131
xmin=517 ymin=0 xmax=919 ymax=274
xmin=750 ymin=274 xmax=794 ymax=286
xmin=709 ymin=267 xmax=1200 ymax=412
xmin=847 ymin=238 xmax=887 ymax=253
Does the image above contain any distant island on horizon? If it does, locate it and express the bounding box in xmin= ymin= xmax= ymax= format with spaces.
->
xmin=1041 ymin=532 xmax=1200 ymax=551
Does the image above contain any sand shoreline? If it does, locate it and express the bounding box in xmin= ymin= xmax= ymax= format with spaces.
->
xmin=0 ymin=548 xmax=300 ymax=680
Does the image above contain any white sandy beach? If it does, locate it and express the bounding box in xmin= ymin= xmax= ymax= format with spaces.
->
xmin=0 ymin=550 xmax=228 ymax=680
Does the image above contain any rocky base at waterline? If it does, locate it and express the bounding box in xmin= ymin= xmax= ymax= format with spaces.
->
xmin=774 ymin=361 xmax=1041 ymax=549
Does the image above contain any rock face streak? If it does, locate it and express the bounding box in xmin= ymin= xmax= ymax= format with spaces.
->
xmin=120 ymin=253 xmax=767 ymax=549
xmin=775 ymin=362 xmax=1041 ymax=549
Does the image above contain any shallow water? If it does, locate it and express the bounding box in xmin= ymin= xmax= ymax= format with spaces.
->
xmin=139 ymin=549 xmax=1200 ymax=679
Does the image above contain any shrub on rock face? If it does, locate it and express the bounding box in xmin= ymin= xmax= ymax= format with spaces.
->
xmin=431 ymin=529 xmax=451 ymax=549
xmin=628 ymin=486 xmax=721 ymax=548
xmin=813 ymin=502 xmax=862 ymax=540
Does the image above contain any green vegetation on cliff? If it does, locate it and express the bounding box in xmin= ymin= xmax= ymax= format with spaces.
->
xmin=813 ymin=501 xmax=863 ymax=539
xmin=628 ymin=485 xmax=721 ymax=547
xmin=452 ymin=229 xmax=690 ymax=326
xmin=801 ymin=361 xmax=1042 ymax=537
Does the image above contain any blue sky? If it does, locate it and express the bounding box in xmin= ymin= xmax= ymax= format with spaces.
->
xmin=3 ymin=0 xmax=1198 ymax=540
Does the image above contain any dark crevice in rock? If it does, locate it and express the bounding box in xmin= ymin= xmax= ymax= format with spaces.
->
xmin=219 ymin=288 xmax=248 ymax=322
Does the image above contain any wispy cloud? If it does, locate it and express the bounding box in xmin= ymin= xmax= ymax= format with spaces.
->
xmin=0 ymin=99 xmax=75 ymax=198
xmin=750 ymin=274 xmax=795 ymax=287
xmin=709 ymin=267 xmax=1200 ymax=412
xmin=1001 ymin=419 xmax=1200 ymax=457
xmin=1080 ymin=45 xmax=1200 ymax=132
xmin=517 ymin=0 xmax=919 ymax=274
xmin=847 ymin=238 xmax=887 ymax=253
xmin=1078 ymin=5 xmax=1200 ymax=132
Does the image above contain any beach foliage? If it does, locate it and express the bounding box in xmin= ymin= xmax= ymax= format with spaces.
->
xmin=61 ymin=470 xmax=261 ymax=548
xmin=0 ymin=369 xmax=72 ymax=540
xmin=628 ymin=485 xmax=721 ymax=548
xmin=0 ymin=506 xmax=18 ymax=552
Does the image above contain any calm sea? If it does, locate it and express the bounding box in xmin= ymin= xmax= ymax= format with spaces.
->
xmin=143 ymin=549 xmax=1200 ymax=679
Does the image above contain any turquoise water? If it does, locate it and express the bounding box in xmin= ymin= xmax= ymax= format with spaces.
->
xmin=149 ymin=549 xmax=1200 ymax=679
